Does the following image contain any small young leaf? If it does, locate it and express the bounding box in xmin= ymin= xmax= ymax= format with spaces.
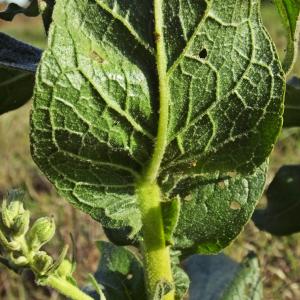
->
xmin=182 ymin=253 xmax=262 ymax=300
xmin=0 ymin=33 xmax=42 ymax=115
xmin=153 ymin=280 xmax=173 ymax=300
xmin=283 ymin=76 xmax=300 ymax=127
xmin=162 ymin=197 xmax=181 ymax=245
xmin=253 ymin=165 xmax=300 ymax=235
xmin=31 ymin=0 xmax=284 ymax=250
xmin=91 ymin=241 xmax=146 ymax=300
xmin=171 ymin=251 xmax=189 ymax=300
xmin=273 ymin=0 xmax=300 ymax=74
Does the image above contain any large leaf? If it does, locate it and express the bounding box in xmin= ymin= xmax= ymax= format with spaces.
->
xmin=183 ymin=253 xmax=262 ymax=300
xmin=283 ymin=76 xmax=300 ymax=127
xmin=0 ymin=33 xmax=42 ymax=115
xmin=273 ymin=0 xmax=300 ymax=74
xmin=253 ymin=165 xmax=300 ymax=235
xmin=31 ymin=0 xmax=284 ymax=249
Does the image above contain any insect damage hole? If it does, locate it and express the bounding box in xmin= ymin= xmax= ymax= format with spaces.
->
xmin=230 ymin=201 xmax=241 ymax=210
xmin=199 ymin=48 xmax=208 ymax=59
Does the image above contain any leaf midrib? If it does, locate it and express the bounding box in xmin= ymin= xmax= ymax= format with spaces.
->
xmin=141 ymin=0 xmax=170 ymax=183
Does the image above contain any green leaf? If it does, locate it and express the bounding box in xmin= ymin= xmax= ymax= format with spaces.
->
xmin=91 ymin=241 xmax=146 ymax=300
xmin=0 ymin=33 xmax=42 ymax=72
xmin=0 ymin=33 xmax=42 ymax=115
xmin=170 ymin=162 xmax=267 ymax=253
xmin=0 ymin=68 xmax=35 ymax=115
xmin=162 ymin=197 xmax=181 ymax=245
xmin=103 ymin=226 xmax=139 ymax=247
xmin=153 ymin=280 xmax=173 ymax=300
xmin=273 ymin=0 xmax=300 ymax=74
xmin=0 ymin=0 xmax=39 ymax=21
xmin=183 ymin=253 xmax=262 ymax=300
xmin=183 ymin=253 xmax=238 ymax=300
xmin=283 ymin=77 xmax=300 ymax=127
xmin=171 ymin=251 xmax=189 ymax=300
xmin=31 ymin=0 xmax=284 ymax=249
xmin=221 ymin=253 xmax=262 ymax=300
xmin=253 ymin=165 xmax=300 ymax=235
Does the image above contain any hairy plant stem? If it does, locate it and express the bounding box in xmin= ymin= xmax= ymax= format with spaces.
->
xmin=137 ymin=182 xmax=174 ymax=300
xmin=44 ymin=275 xmax=93 ymax=300
xmin=143 ymin=0 xmax=170 ymax=183
xmin=136 ymin=0 xmax=175 ymax=299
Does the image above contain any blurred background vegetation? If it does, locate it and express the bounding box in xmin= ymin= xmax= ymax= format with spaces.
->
xmin=0 ymin=1 xmax=300 ymax=299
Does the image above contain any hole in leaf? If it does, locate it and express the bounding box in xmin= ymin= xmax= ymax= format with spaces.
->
xmin=199 ymin=48 xmax=208 ymax=59
xmin=230 ymin=201 xmax=241 ymax=210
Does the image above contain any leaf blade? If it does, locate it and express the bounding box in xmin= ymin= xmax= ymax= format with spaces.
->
xmin=283 ymin=76 xmax=300 ymax=127
xmin=253 ymin=165 xmax=300 ymax=235
xmin=273 ymin=0 xmax=300 ymax=74
xmin=0 ymin=33 xmax=42 ymax=114
xmin=31 ymin=0 xmax=284 ymax=250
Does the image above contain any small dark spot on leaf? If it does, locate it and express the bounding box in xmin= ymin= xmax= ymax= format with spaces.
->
xmin=154 ymin=33 xmax=160 ymax=41
xmin=199 ymin=48 xmax=208 ymax=59
xmin=90 ymin=51 xmax=104 ymax=64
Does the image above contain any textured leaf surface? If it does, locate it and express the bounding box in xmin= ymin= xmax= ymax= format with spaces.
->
xmin=253 ymin=165 xmax=300 ymax=235
xmin=171 ymin=251 xmax=190 ymax=300
xmin=91 ymin=241 xmax=146 ymax=300
xmin=162 ymin=197 xmax=181 ymax=245
xmin=0 ymin=33 xmax=42 ymax=115
xmin=284 ymin=76 xmax=300 ymax=127
xmin=169 ymin=163 xmax=267 ymax=252
xmin=183 ymin=253 xmax=262 ymax=300
xmin=274 ymin=0 xmax=300 ymax=73
xmin=31 ymin=0 xmax=284 ymax=248
xmin=221 ymin=253 xmax=262 ymax=300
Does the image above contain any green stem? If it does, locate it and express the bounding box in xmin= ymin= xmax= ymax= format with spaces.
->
xmin=45 ymin=275 xmax=94 ymax=300
xmin=143 ymin=0 xmax=170 ymax=183
xmin=137 ymin=182 xmax=174 ymax=300
xmin=136 ymin=0 xmax=174 ymax=298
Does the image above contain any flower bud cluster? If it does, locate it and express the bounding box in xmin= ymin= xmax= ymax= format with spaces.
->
xmin=0 ymin=191 xmax=72 ymax=280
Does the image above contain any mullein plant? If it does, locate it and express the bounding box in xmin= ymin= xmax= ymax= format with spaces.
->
xmin=1 ymin=0 xmax=300 ymax=299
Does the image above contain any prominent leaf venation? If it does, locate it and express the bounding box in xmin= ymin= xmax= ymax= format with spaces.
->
xmin=31 ymin=0 xmax=284 ymax=248
xmin=95 ymin=0 xmax=155 ymax=55
xmin=162 ymin=0 xmax=283 ymax=175
xmin=79 ymin=69 xmax=155 ymax=140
